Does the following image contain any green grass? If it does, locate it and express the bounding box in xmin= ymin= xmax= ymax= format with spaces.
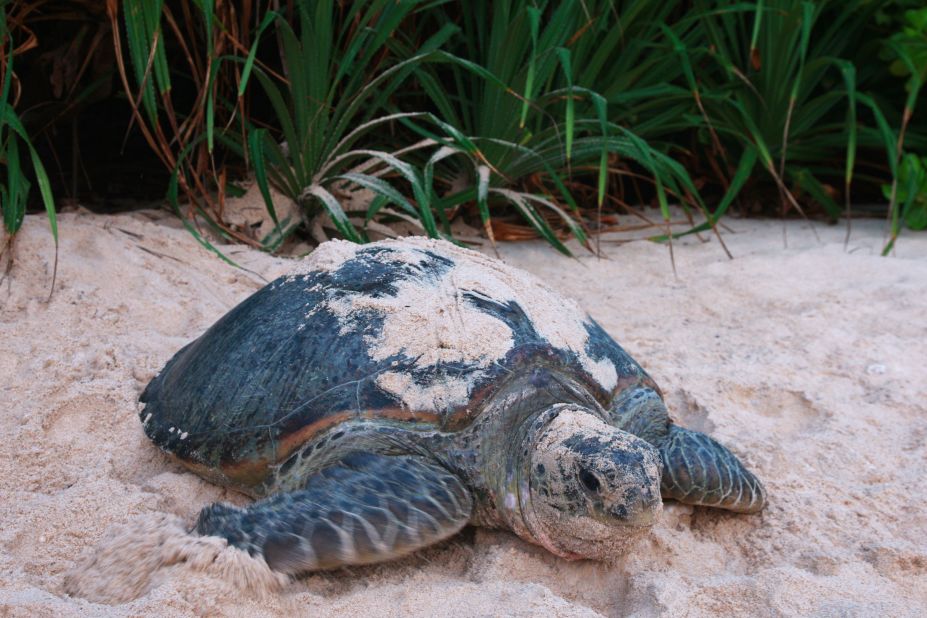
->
xmin=878 ymin=5 xmax=927 ymax=252
xmin=398 ymin=0 xmax=712 ymax=254
xmin=1 ymin=2 xmax=57 ymax=285
xmin=234 ymin=1 xmax=456 ymax=247
xmin=2 ymin=0 xmax=926 ymax=262
xmin=678 ymin=1 xmax=872 ymax=219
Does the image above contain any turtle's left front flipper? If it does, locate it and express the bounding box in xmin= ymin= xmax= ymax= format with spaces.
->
xmin=195 ymin=453 xmax=473 ymax=574
xmin=658 ymin=424 xmax=767 ymax=513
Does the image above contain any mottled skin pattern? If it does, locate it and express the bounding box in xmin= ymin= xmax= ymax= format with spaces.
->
xmin=140 ymin=240 xmax=766 ymax=573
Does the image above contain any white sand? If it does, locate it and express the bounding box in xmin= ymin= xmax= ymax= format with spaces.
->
xmin=1 ymin=210 xmax=926 ymax=616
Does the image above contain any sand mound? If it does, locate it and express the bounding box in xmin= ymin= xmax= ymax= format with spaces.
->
xmin=63 ymin=513 xmax=288 ymax=605
xmin=1 ymin=210 xmax=926 ymax=616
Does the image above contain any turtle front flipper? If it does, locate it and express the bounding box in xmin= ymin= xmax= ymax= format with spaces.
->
xmin=195 ymin=453 xmax=473 ymax=574
xmin=658 ymin=424 xmax=767 ymax=513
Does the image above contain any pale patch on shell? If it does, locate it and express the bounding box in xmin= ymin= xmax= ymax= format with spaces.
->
xmin=294 ymin=237 xmax=618 ymax=411
xmin=389 ymin=239 xmax=619 ymax=394
xmin=288 ymin=238 xmax=361 ymax=278
xmin=581 ymin=357 xmax=618 ymax=395
xmin=375 ymin=370 xmax=474 ymax=413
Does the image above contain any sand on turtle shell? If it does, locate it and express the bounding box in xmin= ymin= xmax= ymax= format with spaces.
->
xmin=298 ymin=237 xmax=618 ymax=411
xmin=1 ymin=209 xmax=926 ymax=616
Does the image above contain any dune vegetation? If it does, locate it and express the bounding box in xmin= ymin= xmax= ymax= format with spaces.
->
xmin=1 ymin=1 xmax=925 ymax=259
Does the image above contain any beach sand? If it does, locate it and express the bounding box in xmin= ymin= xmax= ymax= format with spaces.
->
xmin=1 ymin=210 xmax=925 ymax=616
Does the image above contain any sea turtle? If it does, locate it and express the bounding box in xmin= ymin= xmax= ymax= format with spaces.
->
xmin=139 ymin=237 xmax=766 ymax=573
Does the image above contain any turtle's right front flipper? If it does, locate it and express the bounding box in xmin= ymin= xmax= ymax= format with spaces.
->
xmin=195 ymin=453 xmax=473 ymax=574
xmin=659 ymin=424 xmax=767 ymax=513
xmin=608 ymin=387 xmax=766 ymax=514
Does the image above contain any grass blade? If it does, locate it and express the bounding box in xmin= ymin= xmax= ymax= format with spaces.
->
xmin=557 ymin=47 xmax=575 ymax=162
xmin=492 ymin=188 xmax=572 ymax=256
xmin=336 ymin=172 xmax=418 ymax=218
xmin=305 ymin=185 xmax=362 ymax=243
xmin=248 ymin=128 xmax=280 ymax=226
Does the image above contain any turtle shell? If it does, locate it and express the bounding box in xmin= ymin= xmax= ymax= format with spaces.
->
xmin=139 ymin=238 xmax=651 ymax=487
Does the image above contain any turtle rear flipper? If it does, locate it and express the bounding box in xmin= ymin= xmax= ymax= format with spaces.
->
xmin=658 ymin=425 xmax=767 ymax=513
xmin=196 ymin=453 xmax=473 ymax=573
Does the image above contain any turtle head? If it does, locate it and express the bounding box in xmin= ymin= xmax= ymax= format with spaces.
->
xmin=505 ymin=405 xmax=662 ymax=560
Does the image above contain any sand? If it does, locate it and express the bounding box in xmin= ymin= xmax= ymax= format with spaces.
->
xmin=1 ymin=209 xmax=925 ymax=616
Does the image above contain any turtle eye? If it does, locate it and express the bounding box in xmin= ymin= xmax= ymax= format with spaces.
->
xmin=578 ymin=466 xmax=601 ymax=494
